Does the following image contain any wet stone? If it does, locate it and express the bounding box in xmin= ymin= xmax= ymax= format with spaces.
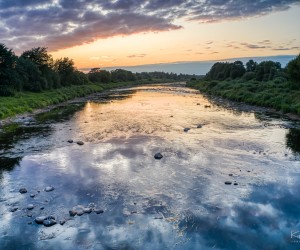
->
xmin=59 ymin=219 xmax=66 ymax=225
xmin=197 ymin=124 xmax=202 ymax=128
xmin=69 ymin=210 xmax=77 ymax=216
xmin=234 ymin=183 xmax=238 ymax=186
xmin=45 ymin=186 xmax=54 ymax=192
xmin=225 ymin=181 xmax=232 ymax=185
xmin=67 ymin=139 xmax=73 ymax=143
xmin=30 ymin=194 xmax=35 ymax=198
xmin=94 ymin=208 xmax=104 ymax=214
xmin=40 ymin=207 xmax=44 ymax=210
xmin=83 ymin=207 xmax=92 ymax=214
xmin=77 ymin=210 xmax=84 ymax=216
xmin=77 ymin=141 xmax=84 ymax=146
xmin=27 ymin=204 xmax=34 ymax=210
xmin=35 ymin=216 xmax=47 ymax=224
xmin=43 ymin=216 xmax=57 ymax=227
xmin=184 ymin=128 xmax=190 ymax=132
xmin=9 ymin=207 xmax=18 ymax=212
xmin=154 ymin=153 xmax=163 ymax=160
xmin=19 ymin=188 xmax=27 ymax=194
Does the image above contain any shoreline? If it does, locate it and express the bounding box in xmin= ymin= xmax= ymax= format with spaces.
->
xmin=187 ymin=80 xmax=300 ymax=122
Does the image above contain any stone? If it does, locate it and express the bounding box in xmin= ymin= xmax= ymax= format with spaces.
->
xmin=204 ymin=105 xmax=211 ymax=108
xmin=45 ymin=186 xmax=54 ymax=192
xmin=69 ymin=210 xmax=77 ymax=216
xmin=83 ymin=207 xmax=92 ymax=214
xmin=197 ymin=124 xmax=202 ymax=128
xmin=94 ymin=208 xmax=104 ymax=214
xmin=67 ymin=139 xmax=73 ymax=143
xmin=184 ymin=128 xmax=190 ymax=132
xmin=234 ymin=183 xmax=238 ymax=186
xmin=225 ymin=181 xmax=232 ymax=185
xmin=43 ymin=216 xmax=56 ymax=227
xmin=35 ymin=216 xmax=47 ymax=224
xmin=27 ymin=204 xmax=34 ymax=210
xmin=59 ymin=219 xmax=66 ymax=225
xmin=154 ymin=153 xmax=163 ymax=160
xmin=197 ymin=103 xmax=200 ymax=105
xmin=77 ymin=141 xmax=84 ymax=146
xmin=9 ymin=207 xmax=18 ymax=212
xmin=19 ymin=188 xmax=27 ymax=194
xmin=30 ymin=194 xmax=35 ymax=198
xmin=229 ymin=174 xmax=233 ymax=176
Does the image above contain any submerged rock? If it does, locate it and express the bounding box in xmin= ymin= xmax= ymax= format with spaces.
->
xmin=45 ymin=186 xmax=54 ymax=192
xmin=225 ymin=181 xmax=232 ymax=185
xmin=35 ymin=216 xmax=47 ymax=224
xmin=30 ymin=194 xmax=35 ymax=198
xmin=77 ymin=141 xmax=84 ymax=146
xmin=154 ymin=153 xmax=163 ymax=160
xmin=67 ymin=139 xmax=73 ymax=143
xmin=43 ymin=216 xmax=57 ymax=227
xmin=19 ymin=188 xmax=27 ymax=194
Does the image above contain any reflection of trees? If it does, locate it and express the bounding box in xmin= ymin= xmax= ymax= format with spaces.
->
xmin=0 ymin=156 xmax=22 ymax=176
xmin=286 ymin=128 xmax=300 ymax=153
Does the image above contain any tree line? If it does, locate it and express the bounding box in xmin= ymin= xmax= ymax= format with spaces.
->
xmin=204 ymin=54 xmax=300 ymax=86
xmin=0 ymin=43 xmax=193 ymax=97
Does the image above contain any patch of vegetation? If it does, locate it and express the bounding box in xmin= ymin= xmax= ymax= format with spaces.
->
xmin=187 ymin=54 xmax=300 ymax=115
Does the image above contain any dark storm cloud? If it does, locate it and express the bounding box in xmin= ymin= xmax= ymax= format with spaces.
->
xmin=0 ymin=0 xmax=298 ymax=52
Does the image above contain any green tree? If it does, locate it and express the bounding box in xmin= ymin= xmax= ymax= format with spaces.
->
xmin=230 ymin=61 xmax=246 ymax=79
xmin=287 ymin=54 xmax=300 ymax=83
xmin=246 ymin=59 xmax=257 ymax=72
xmin=0 ymin=44 xmax=20 ymax=96
xmin=54 ymin=57 xmax=75 ymax=86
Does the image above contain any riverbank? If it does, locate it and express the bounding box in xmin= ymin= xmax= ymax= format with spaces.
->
xmin=187 ymin=79 xmax=300 ymax=117
xmin=0 ymin=79 xmax=172 ymax=121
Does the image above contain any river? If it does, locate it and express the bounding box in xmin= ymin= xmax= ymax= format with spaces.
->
xmin=0 ymin=83 xmax=300 ymax=250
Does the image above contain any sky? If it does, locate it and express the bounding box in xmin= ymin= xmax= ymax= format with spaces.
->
xmin=0 ymin=0 xmax=299 ymax=73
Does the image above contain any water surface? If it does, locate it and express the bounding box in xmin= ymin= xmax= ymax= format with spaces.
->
xmin=0 ymin=83 xmax=300 ymax=250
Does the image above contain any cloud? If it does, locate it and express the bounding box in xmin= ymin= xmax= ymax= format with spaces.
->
xmin=127 ymin=54 xmax=147 ymax=58
xmin=0 ymin=0 xmax=298 ymax=52
xmin=241 ymin=43 xmax=268 ymax=49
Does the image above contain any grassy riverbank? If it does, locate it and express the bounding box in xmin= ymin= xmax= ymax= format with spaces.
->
xmin=0 ymin=79 xmax=170 ymax=120
xmin=187 ymin=79 xmax=300 ymax=115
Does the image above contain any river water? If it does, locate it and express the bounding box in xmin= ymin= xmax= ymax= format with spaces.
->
xmin=0 ymin=83 xmax=300 ymax=250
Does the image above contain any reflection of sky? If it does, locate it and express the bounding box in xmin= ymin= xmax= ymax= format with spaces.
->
xmin=0 ymin=84 xmax=300 ymax=249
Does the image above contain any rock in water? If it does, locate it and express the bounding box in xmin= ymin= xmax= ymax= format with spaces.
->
xmin=45 ymin=186 xmax=54 ymax=192
xmin=69 ymin=210 xmax=77 ymax=216
xmin=43 ymin=216 xmax=56 ymax=227
xmin=27 ymin=204 xmax=34 ymax=210
xmin=184 ymin=128 xmax=190 ymax=132
xmin=67 ymin=139 xmax=73 ymax=143
xmin=30 ymin=194 xmax=35 ymax=198
xmin=225 ymin=181 xmax=232 ymax=185
xmin=19 ymin=188 xmax=27 ymax=194
xmin=10 ymin=207 xmax=18 ymax=212
xmin=35 ymin=216 xmax=47 ymax=224
xmin=94 ymin=208 xmax=104 ymax=214
xmin=154 ymin=153 xmax=163 ymax=160
xmin=77 ymin=141 xmax=84 ymax=146
xmin=83 ymin=207 xmax=92 ymax=214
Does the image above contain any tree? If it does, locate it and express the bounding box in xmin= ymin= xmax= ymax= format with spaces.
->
xmin=21 ymin=47 xmax=53 ymax=69
xmin=0 ymin=44 xmax=20 ymax=96
xmin=246 ymin=60 xmax=257 ymax=72
xmin=54 ymin=57 xmax=75 ymax=86
xmin=287 ymin=54 xmax=300 ymax=83
xmin=230 ymin=61 xmax=246 ymax=79
xmin=88 ymin=68 xmax=111 ymax=83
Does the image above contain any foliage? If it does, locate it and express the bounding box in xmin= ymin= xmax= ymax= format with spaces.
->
xmin=287 ymin=54 xmax=300 ymax=85
xmin=0 ymin=44 xmax=20 ymax=96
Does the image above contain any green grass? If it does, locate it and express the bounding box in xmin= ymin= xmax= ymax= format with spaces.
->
xmin=187 ymin=78 xmax=300 ymax=115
